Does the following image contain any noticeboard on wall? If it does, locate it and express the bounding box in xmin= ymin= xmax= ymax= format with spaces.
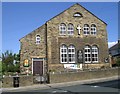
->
xmin=23 ymin=59 xmax=29 ymax=67
xmin=64 ymin=64 xmax=82 ymax=69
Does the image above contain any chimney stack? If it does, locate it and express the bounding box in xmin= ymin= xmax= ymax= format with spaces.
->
xmin=118 ymin=39 xmax=120 ymax=43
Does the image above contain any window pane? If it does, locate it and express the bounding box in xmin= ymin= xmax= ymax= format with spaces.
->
xmin=59 ymin=23 xmax=66 ymax=35
xmin=65 ymin=58 xmax=67 ymax=62
xmin=68 ymin=24 xmax=74 ymax=35
xmin=91 ymin=24 xmax=96 ymax=35
xmin=36 ymin=35 xmax=40 ymax=44
xmin=88 ymin=54 xmax=90 ymax=57
xmin=83 ymin=24 xmax=89 ymax=35
xmin=92 ymin=46 xmax=98 ymax=63
xmin=68 ymin=45 xmax=75 ymax=63
xmin=60 ymin=45 xmax=67 ymax=63
xmin=84 ymin=46 xmax=91 ymax=63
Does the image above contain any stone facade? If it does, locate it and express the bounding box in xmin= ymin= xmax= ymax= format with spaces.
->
xmin=46 ymin=3 xmax=109 ymax=72
xmin=20 ymin=24 xmax=47 ymax=75
xmin=20 ymin=3 xmax=109 ymax=76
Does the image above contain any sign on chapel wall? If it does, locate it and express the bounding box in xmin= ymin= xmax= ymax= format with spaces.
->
xmin=23 ymin=59 xmax=29 ymax=67
xmin=64 ymin=64 xmax=82 ymax=69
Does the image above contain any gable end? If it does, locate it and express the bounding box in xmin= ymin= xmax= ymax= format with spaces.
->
xmin=47 ymin=3 xmax=107 ymax=25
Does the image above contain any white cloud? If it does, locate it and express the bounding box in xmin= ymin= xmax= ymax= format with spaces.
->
xmin=108 ymin=41 xmax=118 ymax=48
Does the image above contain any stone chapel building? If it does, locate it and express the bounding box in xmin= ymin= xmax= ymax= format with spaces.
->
xmin=20 ymin=3 xmax=110 ymax=76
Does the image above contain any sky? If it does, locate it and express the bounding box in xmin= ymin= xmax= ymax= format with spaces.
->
xmin=2 ymin=2 xmax=118 ymax=54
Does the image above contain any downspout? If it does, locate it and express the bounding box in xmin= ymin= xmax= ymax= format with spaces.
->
xmin=45 ymin=22 xmax=49 ymax=83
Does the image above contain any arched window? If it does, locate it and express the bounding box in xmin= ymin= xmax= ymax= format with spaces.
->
xmin=59 ymin=23 xmax=66 ymax=35
xmin=84 ymin=45 xmax=91 ymax=63
xmin=92 ymin=46 xmax=98 ymax=63
xmin=73 ymin=12 xmax=82 ymax=17
xmin=83 ymin=24 xmax=90 ymax=35
xmin=91 ymin=24 xmax=96 ymax=35
xmin=60 ymin=45 xmax=67 ymax=63
xmin=36 ymin=35 xmax=40 ymax=44
xmin=68 ymin=23 xmax=74 ymax=35
xmin=68 ymin=45 xmax=75 ymax=63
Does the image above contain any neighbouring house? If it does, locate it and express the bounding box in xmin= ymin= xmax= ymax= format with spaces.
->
xmin=19 ymin=3 xmax=110 ymax=78
xmin=109 ymin=40 xmax=120 ymax=67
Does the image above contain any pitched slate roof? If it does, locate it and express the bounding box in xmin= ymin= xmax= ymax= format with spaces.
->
xmin=109 ymin=40 xmax=120 ymax=56
xmin=109 ymin=43 xmax=119 ymax=51
xmin=109 ymin=40 xmax=120 ymax=50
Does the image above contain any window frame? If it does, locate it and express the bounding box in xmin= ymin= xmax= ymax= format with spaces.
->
xmin=36 ymin=35 xmax=40 ymax=44
xmin=73 ymin=12 xmax=82 ymax=17
xmin=59 ymin=23 xmax=66 ymax=35
xmin=91 ymin=46 xmax=99 ymax=63
xmin=83 ymin=24 xmax=90 ymax=35
xmin=68 ymin=45 xmax=75 ymax=63
xmin=68 ymin=23 xmax=74 ymax=35
xmin=60 ymin=45 xmax=68 ymax=63
xmin=91 ymin=24 xmax=97 ymax=35
xmin=84 ymin=45 xmax=91 ymax=63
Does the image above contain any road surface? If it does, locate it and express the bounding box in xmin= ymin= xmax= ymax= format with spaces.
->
xmin=2 ymin=79 xmax=120 ymax=94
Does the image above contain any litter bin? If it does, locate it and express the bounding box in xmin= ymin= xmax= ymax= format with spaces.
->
xmin=13 ymin=76 xmax=19 ymax=87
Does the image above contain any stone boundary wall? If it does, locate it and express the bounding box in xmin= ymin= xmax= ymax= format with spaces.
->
xmin=2 ymin=75 xmax=33 ymax=88
xmin=2 ymin=68 xmax=119 ymax=87
xmin=49 ymin=68 xmax=119 ymax=83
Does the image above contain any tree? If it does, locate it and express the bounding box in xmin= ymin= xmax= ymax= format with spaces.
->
xmin=2 ymin=50 xmax=20 ymax=73
xmin=2 ymin=50 xmax=14 ymax=66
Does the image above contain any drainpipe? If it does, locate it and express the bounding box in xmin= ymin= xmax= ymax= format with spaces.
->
xmin=45 ymin=22 xmax=49 ymax=83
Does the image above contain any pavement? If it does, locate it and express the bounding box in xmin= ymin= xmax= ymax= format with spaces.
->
xmin=1 ymin=76 xmax=119 ymax=92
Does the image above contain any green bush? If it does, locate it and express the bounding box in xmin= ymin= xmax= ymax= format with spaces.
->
xmin=2 ymin=50 xmax=20 ymax=75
